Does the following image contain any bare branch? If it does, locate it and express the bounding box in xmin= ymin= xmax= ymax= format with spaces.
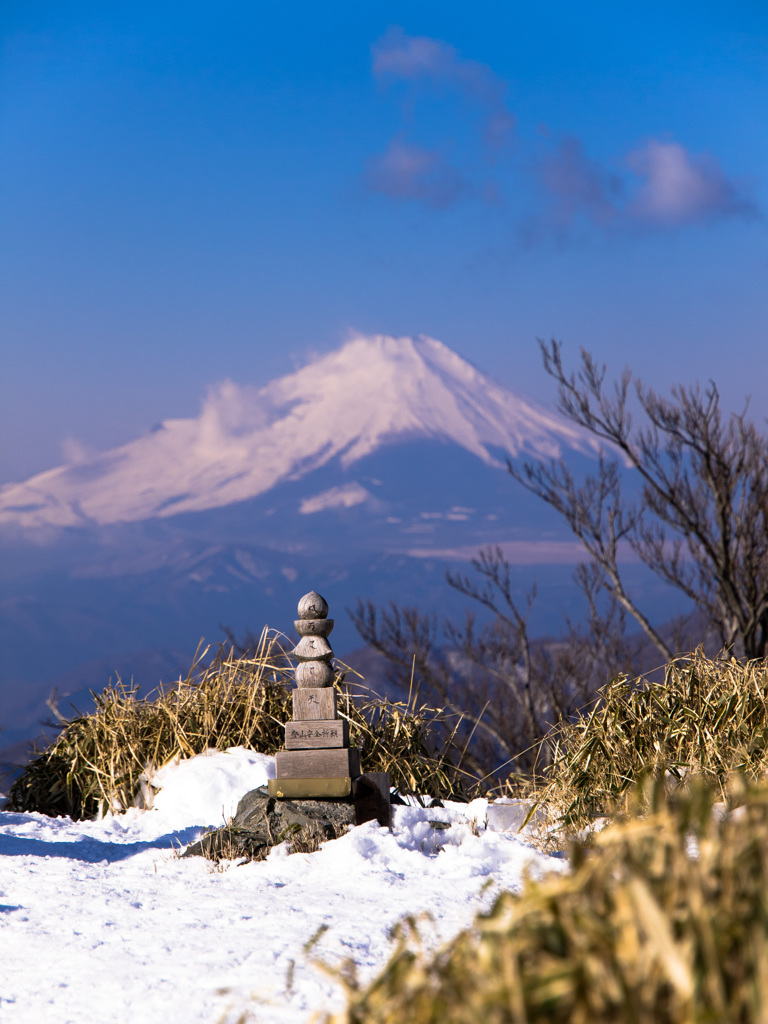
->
xmin=523 ymin=342 xmax=768 ymax=659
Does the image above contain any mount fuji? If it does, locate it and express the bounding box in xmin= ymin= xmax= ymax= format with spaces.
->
xmin=1 ymin=334 xmax=617 ymax=764
xmin=0 ymin=334 xmax=596 ymax=531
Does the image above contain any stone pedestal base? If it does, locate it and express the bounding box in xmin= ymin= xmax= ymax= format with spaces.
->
xmin=267 ymin=777 xmax=352 ymax=799
xmin=275 ymin=746 xmax=360 ymax=779
xmin=267 ymin=771 xmax=392 ymax=828
xmin=184 ymin=786 xmax=357 ymax=862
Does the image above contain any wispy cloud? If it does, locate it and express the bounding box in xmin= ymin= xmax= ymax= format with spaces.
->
xmin=365 ymin=138 xmax=467 ymax=208
xmin=404 ymin=540 xmax=589 ymax=564
xmin=535 ymin=137 xmax=623 ymax=232
xmin=625 ymin=140 xmax=758 ymax=226
xmin=366 ymin=29 xmax=758 ymax=236
xmin=365 ymin=27 xmax=514 ymax=209
xmin=372 ymin=26 xmax=515 ymax=150
xmin=527 ymin=136 xmax=757 ymax=238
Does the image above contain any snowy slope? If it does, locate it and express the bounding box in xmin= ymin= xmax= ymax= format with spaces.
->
xmin=0 ymin=334 xmax=595 ymax=530
xmin=0 ymin=747 xmax=566 ymax=1024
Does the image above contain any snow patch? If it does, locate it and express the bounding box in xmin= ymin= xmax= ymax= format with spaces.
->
xmin=299 ymin=482 xmax=374 ymax=514
xmin=146 ymin=747 xmax=275 ymax=828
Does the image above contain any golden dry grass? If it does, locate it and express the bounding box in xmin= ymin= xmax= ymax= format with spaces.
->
xmin=327 ymin=772 xmax=768 ymax=1024
xmin=8 ymin=629 xmax=294 ymax=818
xmin=540 ymin=648 xmax=768 ymax=832
xmin=8 ymin=629 xmax=469 ymax=818
xmin=321 ymin=650 xmax=768 ymax=1024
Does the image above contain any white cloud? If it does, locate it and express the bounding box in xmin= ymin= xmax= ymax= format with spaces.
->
xmin=366 ymin=27 xmax=515 ymax=209
xmin=626 ymin=139 xmax=757 ymax=226
xmin=366 ymin=32 xmax=759 ymax=235
xmin=365 ymin=138 xmax=466 ymax=208
xmin=299 ymin=483 xmax=375 ymax=515
xmin=534 ymin=137 xmax=622 ymax=232
xmin=527 ymin=135 xmax=758 ymax=239
xmin=372 ymin=26 xmax=515 ymax=147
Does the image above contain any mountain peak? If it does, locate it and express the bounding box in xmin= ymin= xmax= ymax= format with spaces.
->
xmin=0 ymin=334 xmax=595 ymax=530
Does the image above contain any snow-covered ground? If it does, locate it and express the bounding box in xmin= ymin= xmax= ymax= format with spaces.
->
xmin=0 ymin=748 xmax=566 ymax=1023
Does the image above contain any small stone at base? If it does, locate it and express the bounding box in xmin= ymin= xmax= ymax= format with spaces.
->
xmin=352 ymin=772 xmax=392 ymax=828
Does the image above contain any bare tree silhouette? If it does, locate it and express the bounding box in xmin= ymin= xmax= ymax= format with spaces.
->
xmin=351 ymin=546 xmax=641 ymax=782
xmin=509 ymin=341 xmax=768 ymax=660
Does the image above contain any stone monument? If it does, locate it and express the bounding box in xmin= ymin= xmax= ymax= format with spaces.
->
xmin=268 ymin=590 xmax=359 ymax=798
xmin=267 ymin=590 xmax=390 ymax=826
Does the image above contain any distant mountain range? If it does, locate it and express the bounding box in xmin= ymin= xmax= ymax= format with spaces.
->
xmin=1 ymin=334 xmax=666 ymax=768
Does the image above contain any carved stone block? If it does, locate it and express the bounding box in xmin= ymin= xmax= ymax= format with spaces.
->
xmin=275 ymin=747 xmax=361 ymax=779
xmin=285 ymin=719 xmax=349 ymax=749
xmin=294 ymin=618 xmax=334 ymax=638
xmin=297 ymin=591 xmax=329 ymax=619
xmin=293 ymin=688 xmax=337 ymax=720
xmin=293 ymin=635 xmax=333 ymax=661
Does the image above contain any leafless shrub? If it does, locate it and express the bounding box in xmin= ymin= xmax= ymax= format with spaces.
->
xmin=351 ymin=546 xmax=640 ymax=789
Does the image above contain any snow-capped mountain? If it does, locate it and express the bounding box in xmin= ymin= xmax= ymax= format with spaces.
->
xmin=0 ymin=334 xmax=596 ymax=530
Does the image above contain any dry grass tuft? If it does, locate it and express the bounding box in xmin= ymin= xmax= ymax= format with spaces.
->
xmin=341 ymin=689 xmax=469 ymax=801
xmin=8 ymin=629 xmax=294 ymax=819
xmin=541 ymin=647 xmax=768 ymax=832
xmin=8 ymin=630 xmax=469 ymax=819
xmin=327 ymin=772 xmax=768 ymax=1024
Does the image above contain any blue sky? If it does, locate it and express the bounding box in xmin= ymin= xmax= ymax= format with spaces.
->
xmin=1 ymin=0 xmax=766 ymax=484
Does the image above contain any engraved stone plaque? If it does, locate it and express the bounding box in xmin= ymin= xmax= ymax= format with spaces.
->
xmin=284 ymin=719 xmax=349 ymax=749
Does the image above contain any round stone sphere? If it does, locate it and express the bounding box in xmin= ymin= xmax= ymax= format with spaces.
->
xmin=297 ymin=591 xmax=329 ymax=620
xmin=295 ymin=660 xmax=334 ymax=687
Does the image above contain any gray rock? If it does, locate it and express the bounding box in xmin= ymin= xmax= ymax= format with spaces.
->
xmin=183 ymin=786 xmax=356 ymax=863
